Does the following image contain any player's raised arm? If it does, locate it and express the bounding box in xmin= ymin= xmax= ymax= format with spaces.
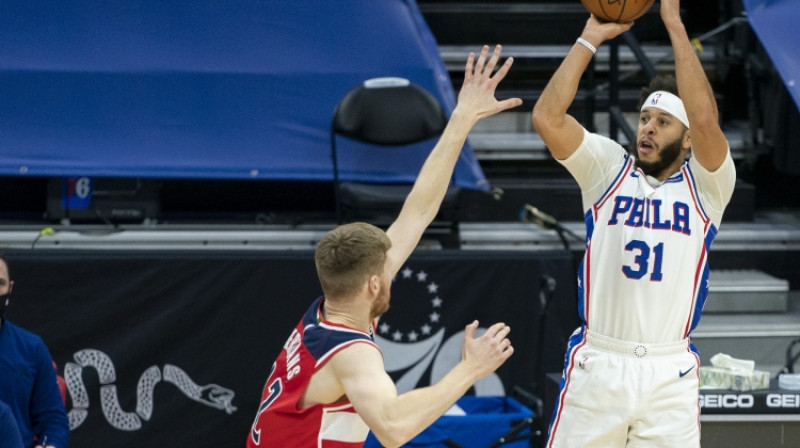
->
xmin=661 ymin=0 xmax=729 ymax=171
xmin=532 ymin=15 xmax=631 ymax=160
xmin=385 ymin=45 xmax=521 ymax=277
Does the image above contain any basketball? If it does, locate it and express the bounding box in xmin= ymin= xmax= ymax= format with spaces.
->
xmin=580 ymin=0 xmax=656 ymax=23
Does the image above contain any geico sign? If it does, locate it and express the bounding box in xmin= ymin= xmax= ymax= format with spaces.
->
xmin=699 ymin=394 xmax=754 ymax=409
xmin=767 ymin=394 xmax=800 ymax=408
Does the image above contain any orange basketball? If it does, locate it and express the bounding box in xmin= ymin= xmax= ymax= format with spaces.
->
xmin=580 ymin=0 xmax=656 ymax=23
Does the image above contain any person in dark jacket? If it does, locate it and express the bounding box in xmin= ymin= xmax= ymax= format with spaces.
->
xmin=0 ymin=400 xmax=24 ymax=448
xmin=0 ymin=255 xmax=70 ymax=448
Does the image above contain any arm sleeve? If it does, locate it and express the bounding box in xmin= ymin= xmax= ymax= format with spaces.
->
xmin=31 ymin=341 xmax=70 ymax=448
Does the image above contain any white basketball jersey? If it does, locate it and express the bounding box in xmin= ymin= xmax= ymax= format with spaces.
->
xmin=561 ymin=131 xmax=735 ymax=343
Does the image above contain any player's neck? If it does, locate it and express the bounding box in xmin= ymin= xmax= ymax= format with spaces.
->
xmin=322 ymin=298 xmax=371 ymax=332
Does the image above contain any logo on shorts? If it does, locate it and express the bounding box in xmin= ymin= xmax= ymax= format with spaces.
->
xmin=679 ymin=365 xmax=696 ymax=378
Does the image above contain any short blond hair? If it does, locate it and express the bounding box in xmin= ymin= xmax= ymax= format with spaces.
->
xmin=315 ymin=222 xmax=391 ymax=300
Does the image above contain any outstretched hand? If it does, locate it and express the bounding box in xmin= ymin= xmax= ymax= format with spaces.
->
xmin=455 ymin=45 xmax=522 ymax=122
xmin=461 ymin=320 xmax=514 ymax=379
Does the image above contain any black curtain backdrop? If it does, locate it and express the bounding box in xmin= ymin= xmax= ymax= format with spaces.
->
xmin=4 ymin=249 xmax=577 ymax=447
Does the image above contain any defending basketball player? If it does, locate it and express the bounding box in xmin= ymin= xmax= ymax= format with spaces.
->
xmin=532 ymin=0 xmax=736 ymax=446
xmin=247 ymin=45 xmax=521 ymax=448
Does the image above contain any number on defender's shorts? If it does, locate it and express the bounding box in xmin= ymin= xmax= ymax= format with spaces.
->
xmin=622 ymin=240 xmax=664 ymax=281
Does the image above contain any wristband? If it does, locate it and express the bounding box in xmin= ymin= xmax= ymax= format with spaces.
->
xmin=576 ymin=37 xmax=597 ymax=55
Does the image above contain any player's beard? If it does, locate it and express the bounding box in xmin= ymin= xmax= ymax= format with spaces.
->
xmin=370 ymin=280 xmax=390 ymax=320
xmin=634 ymin=135 xmax=684 ymax=178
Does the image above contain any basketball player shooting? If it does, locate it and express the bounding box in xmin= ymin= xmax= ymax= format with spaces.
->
xmin=532 ymin=0 xmax=736 ymax=446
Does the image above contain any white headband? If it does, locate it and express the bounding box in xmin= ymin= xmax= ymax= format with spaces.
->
xmin=642 ymin=91 xmax=690 ymax=129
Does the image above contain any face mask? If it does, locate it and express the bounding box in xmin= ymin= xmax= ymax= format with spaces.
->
xmin=0 ymin=292 xmax=10 ymax=322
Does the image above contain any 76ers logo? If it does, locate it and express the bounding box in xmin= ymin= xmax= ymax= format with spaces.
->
xmin=376 ymin=265 xmax=505 ymax=395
